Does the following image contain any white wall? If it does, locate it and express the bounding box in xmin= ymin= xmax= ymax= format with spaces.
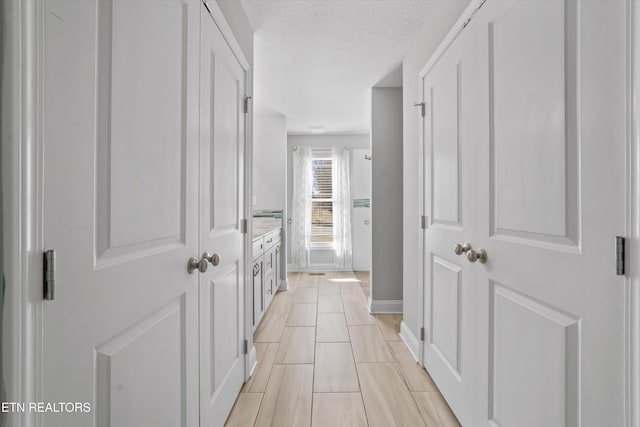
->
xmin=253 ymin=114 xmax=287 ymax=210
xmin=371 ymin=88 xmax=403 ymax=311
xmin=401 ymin=0 xmax=470 ymax=338
xmin=286 ymin=134 xmax=370 ymax=268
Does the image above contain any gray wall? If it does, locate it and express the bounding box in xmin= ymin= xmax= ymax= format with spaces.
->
xmin=286 ymin=134 xmax=370 ymax=266
xmin=371 ymin=88 xmax=403 ymax=303
xmin=254 ymin=114 xmax=287 ymax=210
xmin=401 ymin=0 xmax=471 ymax=337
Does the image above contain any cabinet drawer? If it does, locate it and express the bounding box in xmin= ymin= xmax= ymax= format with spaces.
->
xmin=264 ymin=229 xmax=281 ymax=250
xmin=252 ymin=237 xmax=264 ymax=258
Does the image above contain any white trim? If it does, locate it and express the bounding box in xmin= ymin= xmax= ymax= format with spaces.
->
xmin=10 ymin=0 xmax=43 ymax=425
xmin=247 ymin=345 xmax=257 ymax=378
xmin=368 ymin=299 xmax=402 ymax=314
xmin=399 ymin=321 xmax=420 ymax=363
xmin=418 ymin=0 xmax=484 ymax=79
xmin=286 ymin=263 xmax=352 ymax=273
xmin=278 ymin=278 xmax=289 ymax=291
xmin=205 ymin=1 xmax=250 ymax=71
xmin=628 ymin=1 xmax=640 ymax=425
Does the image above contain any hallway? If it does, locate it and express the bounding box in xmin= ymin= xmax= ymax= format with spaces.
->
xmin=225 ymin=272 xmax=460 ymax=426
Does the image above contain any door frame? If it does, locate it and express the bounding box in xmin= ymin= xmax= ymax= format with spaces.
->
xmin=415 ymin=1 xmax=640 ymax=426
xmin=5 ymin=0 xmax=44 ymax=425
xmin=4 ymin=0 xmax=254 ymax=424
xmin=628 ymin=1 xmax=640 ymax=424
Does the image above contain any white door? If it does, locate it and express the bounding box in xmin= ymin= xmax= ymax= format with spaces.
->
xmin=470 ymin=1 xmax=626 ymax=425
xmin=198 ymin=5 xmax=247 ymax=426
xmin=422 ymin=1 xmax=628 ymax=426
xmin=352 ymin=149 xmax=371 ymax=271
xmin=420 ymin=24 xmax=477 ymax=426
xmin=41 ymin=1 xmax=200 ymax=426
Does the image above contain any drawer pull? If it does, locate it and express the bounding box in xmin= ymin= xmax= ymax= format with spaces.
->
xmin=253 ymin=263 xmax=261 ymax=276
xmin=266 ymin=238 xmax=273 ymax=244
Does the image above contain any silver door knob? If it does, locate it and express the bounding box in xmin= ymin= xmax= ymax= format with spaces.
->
xmin=187 ymin=255 xmax=209 ymax=274
xmin=453 ymin=243 xmax=472 ymax=255
xmin=203 ymin=252 xmax=220 ymax=266
xmin=466 ymin=248 xmax=487 ymax=263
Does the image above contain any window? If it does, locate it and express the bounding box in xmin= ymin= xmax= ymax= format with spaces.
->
xmin=311 ymin=152 xmax=333 ymax=245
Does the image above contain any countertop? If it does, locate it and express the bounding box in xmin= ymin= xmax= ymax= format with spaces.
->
xmin=252 ymin=217 xmax=282 ymax=241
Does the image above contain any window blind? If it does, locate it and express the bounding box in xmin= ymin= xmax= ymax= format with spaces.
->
xmin=311 ymin=150 xmax=333 ymax=244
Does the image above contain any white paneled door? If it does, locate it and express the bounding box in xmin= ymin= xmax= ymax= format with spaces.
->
xmin=40 ymin=1 xmax=245 ymax=426
xmin=420 ymin=22 xmax=477 ymax=426
xmin=422 ymin=1 xmax=627 ymax=426
xmin=198 ymin=5 xmax=247 ymax=427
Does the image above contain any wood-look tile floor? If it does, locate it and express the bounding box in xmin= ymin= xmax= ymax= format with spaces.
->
xmin=225 ymin=271 xmax=461 ymax=427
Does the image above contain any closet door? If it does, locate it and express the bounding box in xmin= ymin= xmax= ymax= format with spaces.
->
xmin=471 ymin=1 xmax=627 ymax=426
xmin=420 ymin=21 xmax=478 ymax=426
xmin=198 ymin=4 xmax=247 ymax=426
xmin=41 ymin=0 xmax=200 ymax=425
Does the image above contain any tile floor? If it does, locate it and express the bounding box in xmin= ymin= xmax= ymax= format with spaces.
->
xmin=225 ymin=271 xmax=461 ymax=427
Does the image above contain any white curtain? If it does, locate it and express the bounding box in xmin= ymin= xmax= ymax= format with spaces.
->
xmin=291 ymin=146 xmax=313 ymax=268
xmin=332 ymin=147 xmax=353 ymax=269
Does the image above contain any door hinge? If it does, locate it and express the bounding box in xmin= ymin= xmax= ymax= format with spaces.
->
xmin=243 ymin=96 xmax=252 ymax=114
xmin=43 ymin=249 xmax=56 ymax=301
xmin=243 ymin=339 xmax=248 ymax=355
xmin=414 ymin=102 xmax=425 ymax=117
xmin=616 ymin=236 xmax=625 ymax=276
xmin=421 ymin=215 xmax=427 ymax=229
xmin=241 ymin=219 xmax=248 ymax=234
xmin=420 ymin=327 xmax=425 ymax=341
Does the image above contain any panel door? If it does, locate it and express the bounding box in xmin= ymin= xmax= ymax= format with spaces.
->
xmin=198 ymin=5 xmax=247 ymax=426
xmin=470 ymin=1 xmax=627 ymax=425
xmin=421 ymin=23 xmax=478 ymax=427
xmin=41 ymin=1 xmax=200 ymax=426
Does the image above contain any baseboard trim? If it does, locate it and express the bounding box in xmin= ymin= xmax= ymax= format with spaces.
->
xmin=287 ymin=263 xmax=353 ymax=273
xmin=278 ymin=277 xmax=289 ymax=291
xmin=248 ymin=345 xmax=257 ymax=378
xmin=399 ymin=321 xmax=420 ymax=362
xmin=369 ymin=299 xmax=403 ymax=314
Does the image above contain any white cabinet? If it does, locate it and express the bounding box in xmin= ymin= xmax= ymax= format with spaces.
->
xmin=252 ymin=228 xmax=281 ymax=329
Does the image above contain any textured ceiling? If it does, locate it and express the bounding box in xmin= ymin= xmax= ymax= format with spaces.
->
xmin=241 ymin=0 xmax=433 ymax=134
